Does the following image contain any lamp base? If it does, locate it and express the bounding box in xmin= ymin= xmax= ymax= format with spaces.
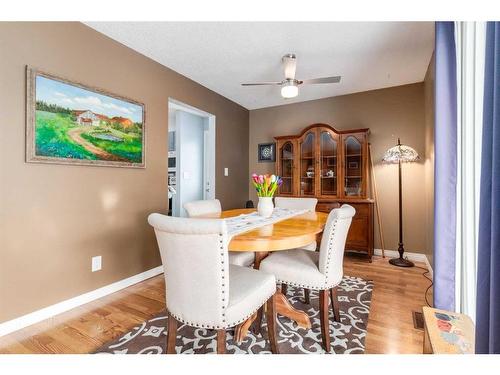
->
xmin=389 ymin=257 xmax=414 ymax=268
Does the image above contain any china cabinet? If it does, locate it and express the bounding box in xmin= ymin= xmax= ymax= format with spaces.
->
xmin=275 ymin=124 xmax=374 ymax=260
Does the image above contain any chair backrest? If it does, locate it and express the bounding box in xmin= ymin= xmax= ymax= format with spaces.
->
xmin=148 ymin=213 xmax=229 ymax=327
xmin=183 ymin=199 xmax=222 ymax=217
xmin=318 ymin=204 xmax=356 ymax=286
xmin=274 ymin=197 xmax=318 ymax=211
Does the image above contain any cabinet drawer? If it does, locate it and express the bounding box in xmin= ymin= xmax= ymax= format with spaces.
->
xmin=317 ymin=202 xmax=340 ymax=213
xmin=317 ymin=202 xmax=369 ymax=217
xmin=347 ymin=203 xmax=369 ymax=217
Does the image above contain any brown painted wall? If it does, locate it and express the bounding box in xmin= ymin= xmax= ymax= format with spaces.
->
xmin=0 ymin=22 xmax=249 ymax=323
xmin=424 ymin=52 xmax=435 ymax=268
xmin=249 ymin=83 xmax=430 ymax=255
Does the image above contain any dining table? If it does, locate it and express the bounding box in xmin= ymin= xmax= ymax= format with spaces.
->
xmin=200 ymin=208 xmax=328 ymax=342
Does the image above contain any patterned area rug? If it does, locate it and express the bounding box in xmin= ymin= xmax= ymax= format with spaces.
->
xmin=95 ymin=276 xmax=373 ymax=354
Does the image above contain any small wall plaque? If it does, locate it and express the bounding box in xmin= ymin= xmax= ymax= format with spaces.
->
xmin=258 ymin=143 xmax=276 ymax=162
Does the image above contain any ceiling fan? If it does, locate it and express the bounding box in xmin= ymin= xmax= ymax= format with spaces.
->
xmin=241 ymin=54 xmax=341 ymax=99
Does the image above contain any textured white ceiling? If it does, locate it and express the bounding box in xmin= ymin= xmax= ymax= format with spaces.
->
xmin=85 ymin=22 xmax=434 ymax=110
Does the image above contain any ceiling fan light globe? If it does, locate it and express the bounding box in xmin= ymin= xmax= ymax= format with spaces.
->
xmin=281 ymin=84 xmax=298 ymax=98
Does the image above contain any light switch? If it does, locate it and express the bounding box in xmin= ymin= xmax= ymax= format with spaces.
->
xmin=224 ymin=168 xmax=229 ymax=176
xmin=92 ymin=256 xmax=102 ymax=272
xmin=183 ymin=171 xmax=190 ymax=179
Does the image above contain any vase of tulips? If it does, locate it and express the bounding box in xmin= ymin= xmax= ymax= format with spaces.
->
xmin=251 ymin=173 xmax=282 ymax=218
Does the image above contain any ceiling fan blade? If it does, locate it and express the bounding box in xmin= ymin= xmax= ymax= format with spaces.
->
xmin=282 ymin=54 xmax=297 ymax=80
xmin=300 ymin=76 xmax=341 ymax=85
xmin=241 ymin=82 xmax=282 ymax=86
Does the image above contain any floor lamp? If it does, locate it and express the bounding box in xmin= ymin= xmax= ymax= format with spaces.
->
xmin=382 ymin=138 xmax=420 ymax=267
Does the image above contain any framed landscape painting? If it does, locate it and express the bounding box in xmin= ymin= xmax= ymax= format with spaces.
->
xmin=26 ymin=67 xmax=145 ymax=168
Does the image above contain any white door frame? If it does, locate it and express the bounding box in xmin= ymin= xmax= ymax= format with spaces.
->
xmin=168 ymin=98 xmax=216 ymax=206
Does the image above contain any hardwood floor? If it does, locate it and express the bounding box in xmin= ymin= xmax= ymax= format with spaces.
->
xmin=344 ymin=253 xmax=432 ymax=354
xmin=0 ymin=253 xmax=432 ymax=354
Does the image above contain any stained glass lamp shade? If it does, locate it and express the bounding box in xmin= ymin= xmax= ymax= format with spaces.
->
xmin=382 ymin=139 xmax=420 ymax=164
xmin=382 ymin=138 xmax=420 ymax=268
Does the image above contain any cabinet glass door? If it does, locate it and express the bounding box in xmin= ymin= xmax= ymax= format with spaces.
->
xmin=300 ymin=132 xmax=315 ymax=196
xmin=279 ymin=141 xmax=294 ymax=195
xmin=320 ymin=131 xmax=338 ymax=196
xmin=344 ymin=136 xmax=363 ymax=197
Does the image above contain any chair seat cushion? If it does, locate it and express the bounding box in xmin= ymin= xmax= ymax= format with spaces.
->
xmin=298 ymin=241 xmax=317 ymax=251
xmin=225 ymin=265 xmax=276 ymax=327
xmin=259 ymin=249 xmax=329 ymax=290
xmin=228 ymin=251 xmax=254 ymax=267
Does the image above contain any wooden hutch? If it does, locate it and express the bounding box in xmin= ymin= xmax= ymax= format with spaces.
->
xmin=275 ymin=123 xmax=374 ymax=261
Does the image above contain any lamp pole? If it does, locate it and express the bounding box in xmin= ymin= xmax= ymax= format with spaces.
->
xmin=389 ymin=138 xmax=414 ymax=267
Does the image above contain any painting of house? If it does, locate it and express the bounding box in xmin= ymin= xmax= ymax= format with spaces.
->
xmin=74 ymin=110 xmax=112 ymax=126
xmin=74 ymin=110 xmax=100 ymax=126
xmin=27 ymin=68 xmax=145 ymax=168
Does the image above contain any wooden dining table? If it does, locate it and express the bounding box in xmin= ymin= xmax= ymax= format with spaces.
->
xmin=200 ymin=208 xmax=328 ymax=342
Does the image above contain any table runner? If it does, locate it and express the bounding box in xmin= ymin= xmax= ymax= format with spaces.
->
xmin=225 ymin=208 xmax=308 ymax=238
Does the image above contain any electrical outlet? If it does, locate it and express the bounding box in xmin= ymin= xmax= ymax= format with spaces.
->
xmin=92 ymin=256 xmax=102 ymax=272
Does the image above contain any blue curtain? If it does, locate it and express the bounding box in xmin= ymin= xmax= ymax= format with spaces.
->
xmin=476 ymin=21 xmax=500 ymax=354
xmin=434 ymin=22 xmax=457 ymax=311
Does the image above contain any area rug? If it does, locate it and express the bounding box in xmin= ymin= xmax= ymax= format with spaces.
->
xmin=95 ymin=276 xmax=373 ymax=354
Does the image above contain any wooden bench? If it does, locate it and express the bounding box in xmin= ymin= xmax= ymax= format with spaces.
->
xmin=422 ymin=306 xmax=475 ymax=354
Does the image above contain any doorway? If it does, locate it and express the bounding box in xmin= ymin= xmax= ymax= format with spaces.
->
xmin=168 ymin=99 xmax=216 ymax=217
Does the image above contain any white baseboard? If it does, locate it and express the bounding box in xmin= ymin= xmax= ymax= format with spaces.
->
xmin=0 ymin=265 xmax=164 ymax=338
xmin=374 ymin=248 xmax=433 ymax=279
xmin=1 ymin=249 xmax=434 ymax=338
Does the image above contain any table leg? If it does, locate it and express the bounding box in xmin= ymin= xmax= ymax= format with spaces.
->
xmin=234 ymin=251 xmax=311 ymax=343
xmin=234 ymin=289 xmax=311 ymax=343
xmin=275 ymin=289 xmax=311 ymax=329
xmin=234 ymin=312 xmax=257 ymax=343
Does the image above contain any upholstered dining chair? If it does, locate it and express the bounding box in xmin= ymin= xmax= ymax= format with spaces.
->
xmin=259 ymin=204 xmax=355 ymax=353
xmin=274 ymin=197 xmax=318 ymax=301
xmin=274 ymin=197 xmax=318 ymax=251
xmin=148 ymin=213 xmax=279 ymax=354
xmin=183 ymin=199 xmax=255 ymax=267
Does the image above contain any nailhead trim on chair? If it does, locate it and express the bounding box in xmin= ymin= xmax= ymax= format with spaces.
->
xmin=273 ymin=219 xmax=342 ymax=291
xmin=277 ymin=279 xmax=339 ymax=291
xmin=219 ymin=233 xmax=227 ymax=324
xmin=323 ymin=220 xmax=337 ymax=288
xmin=168 ymin=290 xmax=275 ymax=330
xmin=167 ymin=231 xmax=275 ymax=330
xmin=224 ymin=290 xmax=275 ymax=327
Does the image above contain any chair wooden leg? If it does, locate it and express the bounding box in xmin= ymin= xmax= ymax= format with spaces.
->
xmin=330 ymin=286 xmax=341 ymax=322
xmin=265 ymin=294 xmax=279 ymax=354
xmin=166 ymin=313 xmax=178 ymax=354
xmin=281 ymin=283 xmax=288 ymax=295
xmin=319 ymin=290 xmax=331 ymax=353
xmin=251 ymin=305 xmax=264 ymax=335
xmin=303 ymin=288 xmax=310 ymax=304
xmin=216 ymin=329 xmax=226 ymax=354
